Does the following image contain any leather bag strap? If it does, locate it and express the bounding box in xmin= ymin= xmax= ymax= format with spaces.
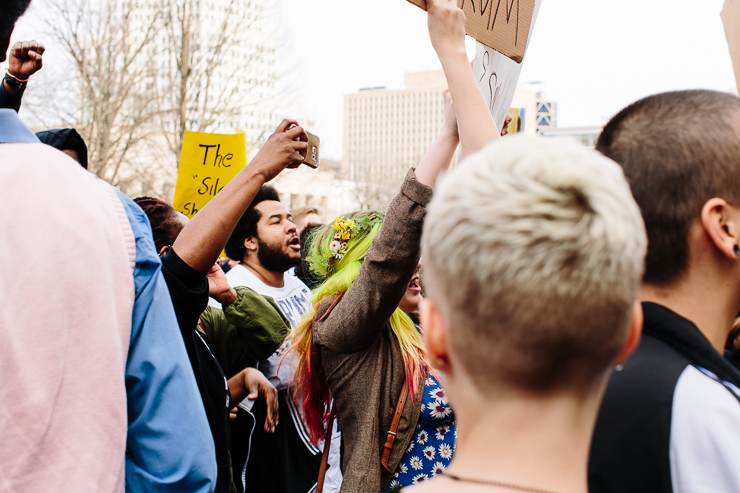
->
xmin=381 ymin=381 xmax=410 ymax=472
xmin=316 ymin=406 xmax=336 ymax=493
xmin=315 ymin=295 xmax=343 ymax=493
xmin=318 ymin=294 xmax=343 ymax=323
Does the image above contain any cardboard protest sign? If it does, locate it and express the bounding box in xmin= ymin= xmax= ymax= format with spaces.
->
xmin=722 ymin=0 xmax=740 ymax=95
xmin=406 ymin=0 xmax=536 ymax=62
xmin=173 ymin=130 xmax=247 ymax=219
xmin=473 ymin=0 xmax=541 ymax=131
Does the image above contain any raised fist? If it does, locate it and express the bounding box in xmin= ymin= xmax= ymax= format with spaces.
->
xmin=8 ymin=40 xmax=45 ymax=80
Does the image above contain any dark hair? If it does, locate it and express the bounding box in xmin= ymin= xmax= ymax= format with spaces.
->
xmin=224 ymin=185 xmax=281 ymax=261
xmin=1 ymin=0 xmax=32 ymax=47
xmin=295 ymin=222 xmax=323 ymax=289
xmin=596 ymin=90 xmax=740 ymax=286
xmin=133 ymin=196 xmax=183 ymax=253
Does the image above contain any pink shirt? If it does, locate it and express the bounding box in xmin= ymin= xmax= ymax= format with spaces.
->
xmin=0 ymin=144 xmax=135 ymax=492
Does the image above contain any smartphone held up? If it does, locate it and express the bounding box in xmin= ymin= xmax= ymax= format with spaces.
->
xmin=287 ymin=122 xmax=320 ymax=169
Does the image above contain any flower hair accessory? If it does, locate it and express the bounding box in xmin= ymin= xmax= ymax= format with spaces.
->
xmin=308 ymin=212 xmax=385 ymax=277
xmin=328 ymin=216 xmax=354 ymax=262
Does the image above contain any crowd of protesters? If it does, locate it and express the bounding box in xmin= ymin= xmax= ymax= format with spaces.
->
xmin=3 ymin=0 xmax=740 ymax=492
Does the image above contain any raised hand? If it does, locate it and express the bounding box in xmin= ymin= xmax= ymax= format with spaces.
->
xmin=249 ymin=119 xmax=309 ymax=183
xmin=501 ymin=113 xmax=513 ymax=136
xmin=426 ymin=0 xmax=499 ymax=156
xmin=8 ymin=40 xmax=45 ymax=80
xmin=426 ymin=0 xmax=466 ymax=60
xmin=171 ymin=118 xmax=309 ymax=273
xmin=207 ymin=263 xmax=237 ymax=307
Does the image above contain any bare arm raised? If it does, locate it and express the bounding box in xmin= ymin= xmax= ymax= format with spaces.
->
xmin=427 ymin=0 xmax=500 ymax=157
xmin=172 ymin=119 xmax=308 ymax=273
xmin=415 ymin=90 xmax=460 ymax=188
xmin=314 ymin=93 xmax=459 ymax=352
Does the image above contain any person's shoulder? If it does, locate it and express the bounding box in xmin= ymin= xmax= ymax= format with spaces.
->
xmin=109 ymin=187 xmax=160 ymax=269
xmin=669 ymin=365 xmax=740 ymax=489
xmin=314 ymin=293 xmax=341 ymax=321
xmin=111 ymin=188 xmax=149 ymax=231
xmin=2 ymin=143 xmax=85 ymax=187
xmin=593 ymin=334 xmax=691 ymax=442
xmin=224 ymin=263 xmax=254 ymax=287
xmin=673 ymin=365 xmax=740 ymax=417
xmin=605 ymin=333 xmax=690 ymax=401
xmin=284 ymin=272 xmax=310 ymax=291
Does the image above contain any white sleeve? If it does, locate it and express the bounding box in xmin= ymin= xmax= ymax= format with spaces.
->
xmin=322 ymin=418 xmax=344 ymax=493
xmin=670 ymin=365 xmax=740 ymax=493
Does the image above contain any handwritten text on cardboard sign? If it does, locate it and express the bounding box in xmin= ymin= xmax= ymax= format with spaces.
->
xmin=406 ymin=0 xmax=535 ymax=63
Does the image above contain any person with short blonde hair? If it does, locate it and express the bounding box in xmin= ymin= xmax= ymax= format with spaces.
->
xmin=413 ymin=135 xmax=647 ymax=493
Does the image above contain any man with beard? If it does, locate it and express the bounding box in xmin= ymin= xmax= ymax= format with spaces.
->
xmin=211 ymin=186 xmax=341 ymax=493
xmin=215 ymin=186 xmax=310 ymax=327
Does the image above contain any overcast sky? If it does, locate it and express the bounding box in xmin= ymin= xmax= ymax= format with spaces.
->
xmin=9 ymin=0 xmax=737 ymax=162
xmin=276 ymin=0 xmax=736 ymax=160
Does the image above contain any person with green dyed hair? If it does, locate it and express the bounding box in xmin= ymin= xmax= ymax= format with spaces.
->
xmin=290 ymin=3 xmax=504 ymax=490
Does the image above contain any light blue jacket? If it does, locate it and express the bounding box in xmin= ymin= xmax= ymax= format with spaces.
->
xmin=116 ymin=190 xmax=217 ymax=492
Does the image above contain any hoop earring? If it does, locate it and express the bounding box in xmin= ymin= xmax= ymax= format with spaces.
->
xmin=734 ymin=244 xmax=739 ymax=257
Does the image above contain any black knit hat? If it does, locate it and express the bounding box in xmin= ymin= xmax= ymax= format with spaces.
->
xmin=35 ymin=128 xmax=89 ymax=170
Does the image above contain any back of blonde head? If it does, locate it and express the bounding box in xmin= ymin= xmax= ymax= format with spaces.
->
xmin=422 ymin=136 xmax=647 ymax=395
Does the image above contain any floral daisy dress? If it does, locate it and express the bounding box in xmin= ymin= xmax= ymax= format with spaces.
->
xmin=387 ymin=374 xmax=456 ymax=490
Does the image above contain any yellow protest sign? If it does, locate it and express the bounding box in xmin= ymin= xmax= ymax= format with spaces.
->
xmin=507 ymin=108 xmax=525 ymax=134
xmin=173 ymin=130 xmax=247 ymax=219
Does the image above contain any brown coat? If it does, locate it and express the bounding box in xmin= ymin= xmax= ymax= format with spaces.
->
xmin=313 ymin=170 xmax=433 ymax=493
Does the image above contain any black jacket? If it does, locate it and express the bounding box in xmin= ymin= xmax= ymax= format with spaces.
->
xmin=0 ymin=83 xmax=23 ymax=112
xmin=231 ymin=389 xmax=323 ymax=493
xmin=161 ymin=250 xmax=234 ymax=493
xmin=589 ymin=302 xmax=740 ymax=492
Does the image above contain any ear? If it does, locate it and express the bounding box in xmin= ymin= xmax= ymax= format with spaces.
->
xmin=615 ymin=301 xmax=643 ymax=365
xmin=158 ymin=245 xmax=171 ymax=257
xmin=243 ymin=236 xmax=258 ymax=254
xmin=700 ymin=198 xmax=740 ymax=260
xmin=420 ymin=298 xmax=451 ymax=373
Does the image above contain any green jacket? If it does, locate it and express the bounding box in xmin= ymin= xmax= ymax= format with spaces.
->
xmin=198 ymin=286 xmax=290 ymax=379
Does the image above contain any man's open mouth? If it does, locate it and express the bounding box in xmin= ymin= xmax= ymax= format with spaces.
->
xmin=408 ymin=276 xmax=420 ymax=291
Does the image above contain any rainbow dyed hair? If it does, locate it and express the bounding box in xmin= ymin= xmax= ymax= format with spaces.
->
xmin=290 ymin=210 xmax=430 ymax=444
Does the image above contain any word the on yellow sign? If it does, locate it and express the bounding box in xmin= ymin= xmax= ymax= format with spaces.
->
xmin=173 ymin=130 xmax=247 ymax=218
